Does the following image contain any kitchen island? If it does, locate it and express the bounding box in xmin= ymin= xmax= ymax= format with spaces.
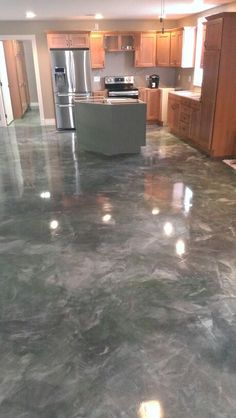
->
xmin=74 ymin=98 xmax=146 ymax=156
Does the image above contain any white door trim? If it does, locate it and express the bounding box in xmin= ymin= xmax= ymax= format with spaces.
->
xmin=0 ymin=83 xmax=7 ymax=127
xmin=0 ymin=34 xmax=45 ymax=125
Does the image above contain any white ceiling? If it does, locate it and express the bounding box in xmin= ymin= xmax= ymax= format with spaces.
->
xmin=0 ymin=0 xmax=232 ymax=21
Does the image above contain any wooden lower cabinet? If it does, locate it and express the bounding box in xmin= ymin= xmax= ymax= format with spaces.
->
xmin=189 ymin=104 xmax=201 ymax=143
xmin=139 ymin=88 xmax=161 ymax=123
xmin=167 ymin=95 xmax=180 ymax=133
xmin=168 ymin=93 xmax=202 ymax=148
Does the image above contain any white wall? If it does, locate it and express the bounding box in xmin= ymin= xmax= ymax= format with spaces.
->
xmin=23 ymin=40 xmax=38 ymax=105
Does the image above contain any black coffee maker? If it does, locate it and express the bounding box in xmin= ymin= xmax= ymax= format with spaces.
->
xmin=148 ymin=74 xmax=160 ymax=89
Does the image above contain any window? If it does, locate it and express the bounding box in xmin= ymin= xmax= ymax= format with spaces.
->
xmin=193 ymin=17 xmax=206 ymax=87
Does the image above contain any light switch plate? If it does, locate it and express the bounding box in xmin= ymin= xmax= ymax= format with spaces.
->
xmin=94 ymin=76 xmax=100 ymax=82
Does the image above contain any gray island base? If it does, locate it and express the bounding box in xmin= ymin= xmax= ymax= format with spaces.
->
xmin=75 ymin=99 xmax=147 ymax=156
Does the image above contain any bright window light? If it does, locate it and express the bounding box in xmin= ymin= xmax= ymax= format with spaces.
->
xmin=193 ymin=17 xmax=206 ymax=87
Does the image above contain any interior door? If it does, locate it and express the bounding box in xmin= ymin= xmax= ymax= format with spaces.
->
xmin=0 ymin=41 xmax=13 ymax=125
xmin=13 ymin=41 xmax=28 ymax=114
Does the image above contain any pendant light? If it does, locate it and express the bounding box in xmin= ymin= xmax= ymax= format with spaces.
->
xmin=160 ymin=0 xmax=165 ymax=33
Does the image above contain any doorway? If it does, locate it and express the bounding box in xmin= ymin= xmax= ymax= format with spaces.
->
xmin=0 ymin=35 xmax=44 ymax=126
xmin=0 ymin=41 xmax=13 ymax=126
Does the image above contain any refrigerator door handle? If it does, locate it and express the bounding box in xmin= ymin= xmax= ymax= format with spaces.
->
xmin=70 ymin=51 xmax=75 ymax=92
xmin=56 ymin=93 xmax=75 ymax=96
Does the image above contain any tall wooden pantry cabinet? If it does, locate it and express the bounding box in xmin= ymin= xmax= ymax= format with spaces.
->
xmin=199 ymin=13 xmax=236 ymax=157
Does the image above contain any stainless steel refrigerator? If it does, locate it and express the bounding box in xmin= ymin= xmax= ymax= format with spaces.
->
xmin=50 ymin=48 xmax=92 ymax=130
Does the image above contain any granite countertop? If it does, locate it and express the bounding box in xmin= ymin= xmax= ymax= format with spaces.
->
xmin=170 ymin=90 xmax=201 ymax=101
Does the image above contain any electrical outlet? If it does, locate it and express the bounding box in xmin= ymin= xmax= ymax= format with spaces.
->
xmin=188 ymin=76 xmax=192 ymax=83
xmin=94 ymin=76 xmax=100 ymax=82
xmin=178 ymin=74 xmax=181 ymax=81
xmin=145 ymin=75 xmax=150 ymax=80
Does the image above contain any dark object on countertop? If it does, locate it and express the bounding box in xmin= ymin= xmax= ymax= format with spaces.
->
xmin=148 ymin=74 xmax=160 ymax=89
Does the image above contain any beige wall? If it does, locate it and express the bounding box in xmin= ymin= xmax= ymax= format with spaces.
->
xmin=23 ymin=41 xmax=38 ymax=104
xmin=0 ymin=4 xmax=235 ymax=120
xmin=0 ymin=19 xmax=179 ymax=120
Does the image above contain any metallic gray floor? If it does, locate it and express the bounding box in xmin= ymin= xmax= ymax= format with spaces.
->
xmin=0 ymin=116 xmax=236 ymax=418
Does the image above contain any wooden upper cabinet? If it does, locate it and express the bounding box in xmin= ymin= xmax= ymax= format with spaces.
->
xmin=70 ymin=33 xmax=89 ymax=48
xmin=104 ymin=32 xmax=135 ymax=51
xmin=170 ymin=29 xmax=183 ymax=66
xmin=170 ymin=27 xmax=196 ymax=68
xmin=135 ymin=32 xmax=156 ymax=67
xmin=47 ymin=34 xmax=70 ymax=48
xmin=47 ymin=33 xmax=89 ymax=49
xmin=156 ymin=32 xmax=170 ymax=66
xmin=204 ymin=18 xmax=223 ymax=50
xmin=90 ymin=33 xmax=105 ymax=68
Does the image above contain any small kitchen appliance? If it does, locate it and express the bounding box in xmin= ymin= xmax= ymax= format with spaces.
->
xmin=148 ymin=74 xmax=160 ymax=89
xmin=104 ymin=76 xmax=139 ymax=99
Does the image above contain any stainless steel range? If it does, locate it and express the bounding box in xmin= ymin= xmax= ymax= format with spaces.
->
xmin=104 ymin=76 xmax=139 ymax=99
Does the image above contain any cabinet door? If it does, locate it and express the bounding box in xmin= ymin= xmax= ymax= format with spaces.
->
xmin=167 ymin=95 xmax=180 ymax=132
xmin=199 ymin=50 xmax=220 ymax=150
xmin=90 ymin=33 xmax=105 ymax=68
xmin=104 ymin=34 xmax=119 ymax=51
xmin=138 ymin=88 xmax=146 ymax=103
xmin=156 ymin=32 xmax=170 ymax=66
xmin=200 ymin=23 xmax=206 ymax=68
xmin=205 ymin=18 xmax=223 ymax=50
xmin=47 ymin=34 xmax=70 ymax=48
xmin=189 ymin=104 xmax=201 ymax=142
xmin=170 ymin=30 xmax=183 ymax=67
xmin=70 ymin=33 xmax=89 ymax=48
xmin=146 ymin=89 xmax=161 ymax=121
xmin=135 ymin=32 xmax=156 ymax=67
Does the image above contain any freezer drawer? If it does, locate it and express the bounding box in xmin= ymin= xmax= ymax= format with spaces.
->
xmin=55 ymin=103 xmax=75 ymax=129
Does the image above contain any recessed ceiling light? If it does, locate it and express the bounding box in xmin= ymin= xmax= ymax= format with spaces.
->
xmin=95 ymin=13 xmax=103 ymax=19
xmin=26 ymin=11 xmax=36 ymax=19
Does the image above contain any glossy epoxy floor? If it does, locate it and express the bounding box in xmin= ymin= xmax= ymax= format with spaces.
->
xmin=0 ymin=111 xmax=236 ymax=418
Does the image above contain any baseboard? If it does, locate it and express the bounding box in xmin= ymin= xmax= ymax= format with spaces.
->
xmin=30 ymin=102 xmax=39 ymax=108
xmin=42 ymin=118 xmax=56 ymax=126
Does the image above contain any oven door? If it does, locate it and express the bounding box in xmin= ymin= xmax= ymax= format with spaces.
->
xmin=108 ymin=90 xmax=139 ymax=99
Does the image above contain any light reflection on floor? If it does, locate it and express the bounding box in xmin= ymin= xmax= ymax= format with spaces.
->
xmin=0 ymin=119 xmax=236 ymax=418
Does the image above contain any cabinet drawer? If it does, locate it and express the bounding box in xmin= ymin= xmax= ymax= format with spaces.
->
xmin=180 ymin=111 xmax=191 ymax=124
xmin=179 ymin=121 xmax=190 ymax=137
